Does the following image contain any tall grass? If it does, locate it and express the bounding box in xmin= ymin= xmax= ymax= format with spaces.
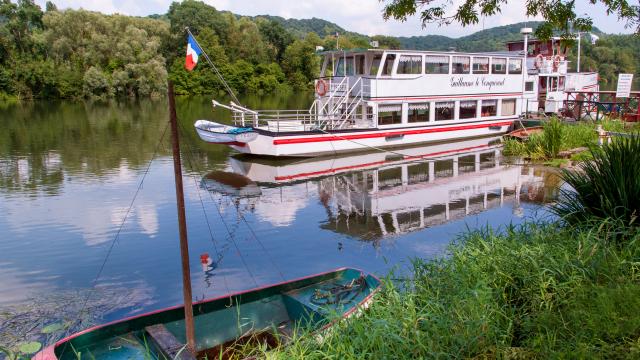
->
xmin=250 ymin=221 xmax=640 ymax=359
xmin=540 ymin=117 xmax=565 ymax=158
xmin=553 ymin=134 xmax=640 ymax=230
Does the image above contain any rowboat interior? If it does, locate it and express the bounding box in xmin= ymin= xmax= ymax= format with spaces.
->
xmin=49 ymin=269 xmax=378 ymax=360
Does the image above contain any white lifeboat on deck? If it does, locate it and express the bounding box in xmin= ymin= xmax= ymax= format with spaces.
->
xmin=194 ymin=120 xmax=258 ymax=144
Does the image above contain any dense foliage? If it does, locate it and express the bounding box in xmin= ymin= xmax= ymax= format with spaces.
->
xmin=0 ymin=0 xmax=637 ymax=99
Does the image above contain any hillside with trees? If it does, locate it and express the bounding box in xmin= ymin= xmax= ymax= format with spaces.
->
xmin=0 ymin=0 xmax=637 ymax=99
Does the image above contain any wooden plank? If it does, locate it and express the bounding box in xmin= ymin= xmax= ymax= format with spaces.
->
xmin=145 ymin=324 xmax=197 ymax=360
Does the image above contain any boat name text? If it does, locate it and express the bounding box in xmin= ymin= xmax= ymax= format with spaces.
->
xmin=450 ymin=77 xmax=506 ymax=90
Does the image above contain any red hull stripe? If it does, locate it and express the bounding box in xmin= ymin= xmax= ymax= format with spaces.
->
xmin=274 ymin=144 xmax=492 ymax=181
xmin=372 ymin=93 xmax=521 ymax=102
xmin=273 ymin=120 xmax=513 ymax=145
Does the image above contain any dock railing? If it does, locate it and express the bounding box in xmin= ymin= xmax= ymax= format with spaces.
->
xmin=563 ymin=91 xmax=640 ymax=122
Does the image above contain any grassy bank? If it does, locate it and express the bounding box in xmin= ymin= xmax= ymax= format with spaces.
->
xmin=244 ymin=221 xmax=640 ymax=359
xmin=502 ymin=118 xmax=640 ymax=164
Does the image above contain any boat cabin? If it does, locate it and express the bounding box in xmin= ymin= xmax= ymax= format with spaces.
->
xmin=315 ymin=49 xmax=525 ymax=129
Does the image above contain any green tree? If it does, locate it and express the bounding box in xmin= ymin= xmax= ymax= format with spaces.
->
xmin=282 ymin=32 xmax=321 ymax=89
xmin=381 ymin=0 xmax=639 ymax=39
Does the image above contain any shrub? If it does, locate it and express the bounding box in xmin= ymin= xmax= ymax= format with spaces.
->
xmin=553 ymin=134 xmax=640 ymax=229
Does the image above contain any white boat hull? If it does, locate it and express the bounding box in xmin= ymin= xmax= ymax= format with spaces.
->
xmin=228 ymin=118 xmax=513 ymax=157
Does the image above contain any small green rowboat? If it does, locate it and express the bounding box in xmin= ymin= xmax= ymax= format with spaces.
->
xmin=35 ymin=268 xmax=380 ymax=360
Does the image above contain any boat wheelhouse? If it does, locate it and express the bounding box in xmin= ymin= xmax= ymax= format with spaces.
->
xmin=194 ymin=32 xmax=599 ymax=157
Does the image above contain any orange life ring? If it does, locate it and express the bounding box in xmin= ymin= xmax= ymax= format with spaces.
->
xmin=534 ymin=54 xmax=544 ymax=69
xmin=316 ymin=79 xmax=328 ymax=96
xmin=552 ymin=55 xmax=561 ymax=71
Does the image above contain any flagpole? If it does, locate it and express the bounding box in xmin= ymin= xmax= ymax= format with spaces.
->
xmin=167 ymin=81 xmax=197 ymax=354
xmin=184 ymin=27 xmax=242 ymax=106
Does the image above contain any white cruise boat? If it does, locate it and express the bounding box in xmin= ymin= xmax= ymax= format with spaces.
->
xmin=195 ymin=31 xmax=598 ymax=157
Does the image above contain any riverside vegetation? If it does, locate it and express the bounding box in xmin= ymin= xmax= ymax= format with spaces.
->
xmin=1 ymin=0 xmax=638 ymax=100
xmin=230 ymin=136 xmax=640 ymax=359
xmin=502 ymin=117 xmax=640 ymax=164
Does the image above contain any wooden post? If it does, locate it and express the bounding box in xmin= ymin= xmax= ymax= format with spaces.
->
xmin=168 ymin=81 xmax=197 ymax=353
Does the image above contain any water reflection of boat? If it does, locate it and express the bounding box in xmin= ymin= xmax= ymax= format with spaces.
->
xmin=201 ymin=170 xmax=262 ymax=197
xmin=227 ymin=137 xmax=556 ymax=242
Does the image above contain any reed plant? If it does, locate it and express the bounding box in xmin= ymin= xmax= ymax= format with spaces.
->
xmin=553 ymin=134 xmax=640 ymax=231
xmin=540 ymin=117 xmax=565 ymax=158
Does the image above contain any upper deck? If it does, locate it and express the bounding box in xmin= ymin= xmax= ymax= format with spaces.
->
xmin=319 ymin=49 xmax=526 ymax=100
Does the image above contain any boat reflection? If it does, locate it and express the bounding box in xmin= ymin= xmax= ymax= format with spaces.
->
xmin=204 ymin=136 xmax=558 ymax=243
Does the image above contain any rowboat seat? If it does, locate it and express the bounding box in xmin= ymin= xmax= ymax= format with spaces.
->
xmin=145 ymin=324 xmax=196 ymax=360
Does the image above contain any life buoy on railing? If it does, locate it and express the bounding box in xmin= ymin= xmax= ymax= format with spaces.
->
xmin=534 ymin=54 xmax=544 ymax=69
xmin=315 ymin=79 xmax=328 ymax=96
xmin=552 ymin=55 xmax=561 ymax=71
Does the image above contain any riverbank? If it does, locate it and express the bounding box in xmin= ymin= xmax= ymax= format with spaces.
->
xmin=502 ymin=118 xmax=640 ymax=167
xmin=247 ymin=219 xmax=639 ymax=359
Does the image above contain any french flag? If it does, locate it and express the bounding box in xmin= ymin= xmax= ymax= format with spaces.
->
xmin=185 ymin=34 xmax=202 ymax=71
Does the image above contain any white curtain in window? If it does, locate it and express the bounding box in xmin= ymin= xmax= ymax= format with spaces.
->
xmin=473 ymin=57 xmax=489 ymax=65
xmin=425 ymin=56 xmax=449 ymax=64
xmin=459 ymin=101 xmax=477 ymax=108
xmin=453 ymin=56 xmax=470 ymax=65
xmin=482 ymin=100 xmax=497 ymax=106
xmin=436 ymin=102 xmax=454 ymax=109
xmin=409 ymin=103 xmax=429 ymax=110
xmin=502 ymin=99 xmax=516 ymax=115
xmin=379 ymin=104 xmax=402 ymax=112
xmin=399 ymin=55 xmax=421 ymax=63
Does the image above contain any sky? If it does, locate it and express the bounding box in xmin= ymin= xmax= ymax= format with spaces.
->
xmin=35 ymin=0 xmax=634 ymax=38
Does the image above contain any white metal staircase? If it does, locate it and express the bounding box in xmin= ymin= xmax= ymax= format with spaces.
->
xmin=310 ymin=77 xmax=367 ymax=130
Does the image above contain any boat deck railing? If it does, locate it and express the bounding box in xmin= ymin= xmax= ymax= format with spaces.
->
xmin=216 ymin=75 xmax=374 ymax=133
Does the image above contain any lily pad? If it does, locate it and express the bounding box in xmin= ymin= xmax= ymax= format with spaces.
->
xmin=19 ymin=341 xmax=42 ymax=354
xmin=41 ymin=322 xmax=64 ymax=334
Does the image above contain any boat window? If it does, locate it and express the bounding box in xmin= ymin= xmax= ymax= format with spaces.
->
xmin=381 ymin=54 xmax=396 ymax=76
xmin=378 ymin=104 xmax=402 ymax=125
xmin=346 ymin=56 xmax=355 ymax=76
xmin=459 ymin=100 xmax=477 ymax=119
xmin=397 ymin=55 xmax=422 ymax=75
xmin=508 ymin=59 xmax=522 ymax=74
xmin=501 ymin=99 xmax=516 ymax=116
xmin=425 ymin=55 xmax=449 ymax=74
xmin=452 ymin=56 xmax=470 ymax=74
xmin=355 ymin=55 xmax=365 ymax=75
xmin=435 ymin=102 xmax=455 ymax=121
xmin=492 ymin=58 xmax=506 ymax=74
xmin=370 ymin=55 xmax=382 ymax=76
xmin=335 ymin=56 xmax=354 ymax=76
xmin=550 ymin=77 xmax=558 ymax=91
xmin=408 ymin=103 xmax=429 ymax=122
xmin=540 ymin=77 xmax=548 ymax=91
xmin=335 ymin=57 xmax=345 ymax=76
xmin=472 ymin=57 xmax=489 ymax=74
xmin=525 ymin=81 xmax=534 ymax=92
xmin=481 ymin=100 xmax=497 ymax=117
xmin=559 ymin=76 xmax=565 ymax=91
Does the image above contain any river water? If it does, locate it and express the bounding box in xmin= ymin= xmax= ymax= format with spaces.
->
xmin=0 ymin=95 xmax=558 ymax=350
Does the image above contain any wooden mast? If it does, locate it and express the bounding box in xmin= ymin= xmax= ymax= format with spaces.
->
xmin=168 ymin=80 xmax=197 ymax=353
